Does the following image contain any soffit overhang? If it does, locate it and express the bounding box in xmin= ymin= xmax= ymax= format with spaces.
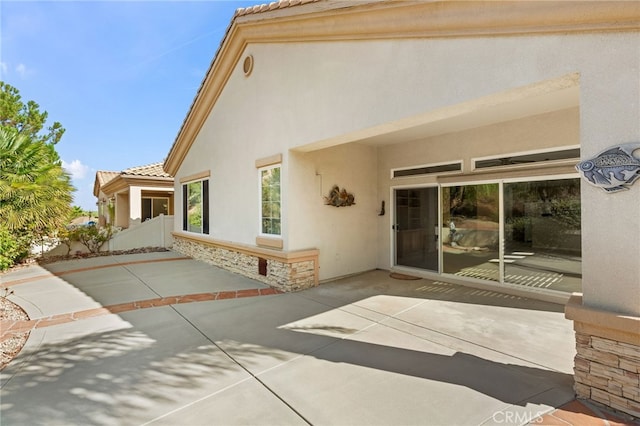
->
xmin=295 ymin=73 xmax=581 ymax=152
xmin=101 ymin=175 xmax=174 ymax=197
xmin=163 ymin=0 xmax=640 ymax=175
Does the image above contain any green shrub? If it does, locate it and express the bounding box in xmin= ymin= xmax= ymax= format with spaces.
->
xmin=0 ymin=227 xmax=29 ymax=271
xmin=69 ymin=224 xmax=113 ymax=253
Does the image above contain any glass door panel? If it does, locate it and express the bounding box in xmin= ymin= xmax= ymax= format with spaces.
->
xmin=503 ymin=179 xmax=581 ymax=293
xmin=142 ymin=198 xmax=152 ymax=222
xmin=395 ymin=187 xmax=439 ymax=272
xmin=442 ymin=183 xmax=500 ymax=281
xmin=152 ymin=198 xmax=169 ymax=217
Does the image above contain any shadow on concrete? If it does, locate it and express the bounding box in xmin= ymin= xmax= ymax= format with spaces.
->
xmin=302 ymin=270 xmax=566 ymax=313
xmin=0 ymin=307 xmax=572 ymax=425
xmin=1 ymin=262 xmax=573 ymax=425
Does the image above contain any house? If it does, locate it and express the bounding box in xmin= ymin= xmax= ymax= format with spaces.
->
xmin=94 ymin=162 xmax=174 ymax=229
xmin=163 ymin=0 xmax=640 ymax=417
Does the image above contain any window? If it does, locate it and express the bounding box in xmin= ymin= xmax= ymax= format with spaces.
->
xmin=142 ymin=197 xmax=169 ymax=221
xmin=474 ymin=148 xmax=580 ymax=170
xmin=182 ymin=179 xmax=209 ymax=234
xmin=393 ymin=162 xmax=462 ymax=178
xmin=260 ymin=165 xmax=281 ymax=236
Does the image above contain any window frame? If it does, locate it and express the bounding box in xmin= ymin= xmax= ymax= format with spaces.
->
xmin=472 ymin=146 xmax=580 ymax=171
xmin=142 ymin=196 xmax=170 ymax=222
xmin=258 ymin=163 xmax=281 ymax=237
xmin=182 ymin=178 xmax=209 ymax=235
xmin=391 ymin=160 xmax=463 ymax=179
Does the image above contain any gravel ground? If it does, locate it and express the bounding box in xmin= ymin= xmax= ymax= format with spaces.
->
xmin=0 ymin=296 xmax=29 ymax=371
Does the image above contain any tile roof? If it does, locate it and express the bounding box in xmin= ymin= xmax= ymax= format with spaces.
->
xmin=95 ymin=171 xmax=119 ymax=186
xmin=234 ymin=0 xmax=322 ymax=17
xmin=121 ymin=162 xmax=170 ymax=178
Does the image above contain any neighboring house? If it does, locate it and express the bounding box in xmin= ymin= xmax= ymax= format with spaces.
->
xmin=93 ymin=162 xmax=174 ymax=229
xmin=163 ymin=1 xmax=640 ymax=417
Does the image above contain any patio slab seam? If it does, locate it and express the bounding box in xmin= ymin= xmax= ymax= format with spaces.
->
xmin=0 ymin=256 xmax=191 ymax=288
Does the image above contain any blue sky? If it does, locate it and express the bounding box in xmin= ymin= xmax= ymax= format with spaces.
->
xmin=1 ymin=0 xmax=258 ymax=210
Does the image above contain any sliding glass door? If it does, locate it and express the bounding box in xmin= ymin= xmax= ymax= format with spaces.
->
xmin=395 ymin=187 xmax=439 ymax=272
xmin=442 ymin=183 xmax=500 ymax=281
xmin=503 ymin=178 xmax=581 ymax=292
xmin=393 ymin=177 xmax=581 ymax=294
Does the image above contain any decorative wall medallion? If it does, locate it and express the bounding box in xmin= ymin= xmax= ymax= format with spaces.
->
xmin=576 ymin=143 xmax=640 ymax=193
xmin=324 ymin=185 xmax=355 ymax=207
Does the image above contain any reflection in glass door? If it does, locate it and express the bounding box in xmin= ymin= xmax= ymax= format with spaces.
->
xmin=503 ymin=178 xmax=581 ymax=293
xmin=395 ymin=187 xmax=439 ymax=272
xmin=442 ymin=183 xmax=500 ymax=281
xmin=440 ymin=178 xmax=581 ymax=293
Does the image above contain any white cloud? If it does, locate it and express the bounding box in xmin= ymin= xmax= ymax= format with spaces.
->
xmin=0 ymin=62 xmax=32 ymax=79
xmin=14 ymin=63 xmax=35 ymax=79
xmin=62 ymin=159 xmax=90 ymax=180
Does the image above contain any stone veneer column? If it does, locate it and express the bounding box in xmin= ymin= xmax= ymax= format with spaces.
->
xmin=566 ymin=295 xmax=640 ymax=417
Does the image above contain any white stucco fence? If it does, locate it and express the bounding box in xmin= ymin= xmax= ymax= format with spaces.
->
xmin=107 ymin=214 xmax=173 ymax=251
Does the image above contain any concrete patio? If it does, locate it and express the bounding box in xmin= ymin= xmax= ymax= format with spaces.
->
xmin=0 ymin=252 xmax=578 ymax=425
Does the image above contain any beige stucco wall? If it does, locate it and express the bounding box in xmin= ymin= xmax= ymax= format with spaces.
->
xmin=109 ymin=214 xmax=174 ymax=251
xmin=579 ymin=46 xmax=640 ymax=316
xmin=289 ymin=143 xmax=378 ymax=280
xmin=115 ymin=193 xmax=129 ymax=229
xmin=175 ymin=31 xmax=639 ymax=311
xmin=129 ymin=187 xmax=142 ymax=225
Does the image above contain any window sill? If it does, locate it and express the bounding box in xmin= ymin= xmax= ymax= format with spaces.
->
xmin=256 ymin=236 xmax=283 ymax=249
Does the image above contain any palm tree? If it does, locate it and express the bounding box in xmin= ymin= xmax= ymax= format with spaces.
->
xmin=69 ymin=205 xmax=85 ymax=220
xmin=0 ymin=128 xmax=74 ymax=238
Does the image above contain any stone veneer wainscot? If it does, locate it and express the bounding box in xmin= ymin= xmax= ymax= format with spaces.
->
xmin=172 ymin=232 xmax=319 ymax=292
xmin=565 ymin=294 xmax=640 ymax=419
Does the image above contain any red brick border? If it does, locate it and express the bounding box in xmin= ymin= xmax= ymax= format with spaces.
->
xmin=533 ymin=399 xmax=636 ymax=425
xmin=0 ymin=287 xmax=282 ymax=342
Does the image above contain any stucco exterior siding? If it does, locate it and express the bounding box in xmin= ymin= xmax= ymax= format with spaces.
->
xmin=173 ymin=25 xmax=639 ymax=308
xmin=289 ymin=143 xmax=378 ymax=281
xmin=175 ymin=33 xmax=622 ymax=149
xmin=209 ymin=34 xmax=617 ymax=152
xmin=177 ymin=33 xmax=589 ymax=278
xmin=578 ymin=45 xmax=640 ymax=316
